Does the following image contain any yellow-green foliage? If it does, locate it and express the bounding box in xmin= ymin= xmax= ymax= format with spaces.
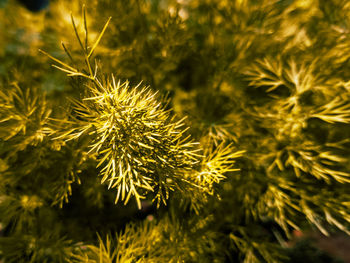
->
xmin=1 ymin=0 xmax=350 ymax=262
xmin=39 ymin=12 xmax=241 ymax=210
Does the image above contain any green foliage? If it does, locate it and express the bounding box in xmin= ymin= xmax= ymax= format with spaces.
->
xmin=39 ymin=12 xmax=240 ymax=210
xmin=72 ymin=215 xmax=220 ymax=263
xmin=1 ymin=0 xmax=350 ymax=262
xmin=0 ymin=83 xmax=51 ymax=151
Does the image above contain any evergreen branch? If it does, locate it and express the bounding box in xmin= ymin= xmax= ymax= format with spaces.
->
xmin=245 ymin=58 xmax=286 ymax=92
xmin=88 ymin=17 xmax=112 ymax=58
xmin=72 ymin=215 xmax=218 ymax=263
xmin=246 ymin=58 xmax=318 ymax=95
xmin=311 ymin=96 xmax=350 ymax=123
xmin=0 ymin=83 xmax=52 ymax=148
xmin=285 ymin=142 xmax=350 ymax=183
xmin=70 ymin=13 xmax=85 ymax=53
xmin=38 ymin=49 xmax=78 ymax=74
xmin=40 ymin=11 xmax=238 ymax=210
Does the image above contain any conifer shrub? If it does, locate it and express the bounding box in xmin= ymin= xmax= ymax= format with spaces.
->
xmin=0 ymin=0 xmax=350 ymax=262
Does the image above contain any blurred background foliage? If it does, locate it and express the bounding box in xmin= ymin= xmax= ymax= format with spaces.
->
xmin=1 ymin=0 xmax=350 ymax=262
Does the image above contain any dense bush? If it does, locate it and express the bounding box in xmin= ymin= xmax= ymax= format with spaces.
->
xmin=0 ymin=0 xmax=349 ymax=262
